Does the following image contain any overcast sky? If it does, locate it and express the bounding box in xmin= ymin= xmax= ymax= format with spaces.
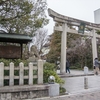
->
xmin=45 ymin=0 xmax=100 ymax=35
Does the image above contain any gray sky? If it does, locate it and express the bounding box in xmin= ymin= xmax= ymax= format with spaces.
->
xmin=46 ymin=0 xmax=100 ymax=35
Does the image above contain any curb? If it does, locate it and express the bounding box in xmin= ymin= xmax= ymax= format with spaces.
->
xmin=58 ymin=74 xmax=94 ymax=78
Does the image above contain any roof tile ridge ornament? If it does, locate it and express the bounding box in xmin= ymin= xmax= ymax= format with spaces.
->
xmin=48 ymin=8 xmax=100 ymax=29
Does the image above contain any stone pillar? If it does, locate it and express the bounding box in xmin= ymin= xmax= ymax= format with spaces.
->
xmin=92 ymin=29 xmax=97 ymax=66
xmin=60 ymin=23 xmax=67 ymax=74
xmin=0 ymin=62 xmax=4 ymax=86
xmin=29 ymin=62 xmax=33 ymax=85
xmin=19 ymin=62 xmax=24 ymax=85
xmin=49 ymin=83 xmax=59 ymax=97
xmin=9 ymin=62 xmax=14 ymax=86
xmin=84 ymin=77 xmax=88 ymax=89
xmin=38 ymin=59 xmax=43 ymax=84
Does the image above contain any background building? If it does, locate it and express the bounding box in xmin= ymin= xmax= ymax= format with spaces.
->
xmin=94 ymin=8 xmax=100 ymax=24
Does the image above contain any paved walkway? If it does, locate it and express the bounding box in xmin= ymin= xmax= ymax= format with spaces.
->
xmin=62 ymin=75 xmax=100 ymax=94
xmin=57 ymin=69 xmax=100 ymax=94
xmin=67 ymin=69 xmax=93 ymax=75
xmin=57 ymin=69 xmax=94 ymax=76
xmin=26 ymin=70 xmax=100 ymax=100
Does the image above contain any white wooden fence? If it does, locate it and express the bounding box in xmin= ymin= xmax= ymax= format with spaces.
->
xmin=0 ymin=59 xmax=43 ymax=87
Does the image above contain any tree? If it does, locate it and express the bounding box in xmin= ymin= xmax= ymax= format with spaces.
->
xmin=47 ymin=31 xmax=61 ymax=63
xmin=30 ymin=28 xmax=48 ymax=59
xmin=0 ymin=0 xmax=10 ymax=6
xmin=0 ymin=0 xmax=48 ymax=36
xmin=47 ymin=29 xmax=93 ymax=69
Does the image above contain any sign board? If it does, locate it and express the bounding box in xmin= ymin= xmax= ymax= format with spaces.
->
xmin=78 ymin=22 xmax=85 ymax=34
xmin=0 ymin=45 xmax=21 ymax=58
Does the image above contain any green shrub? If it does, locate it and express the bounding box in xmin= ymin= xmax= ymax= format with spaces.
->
xmin=43 ymin=62 xmax=65 ymax=85
xmin=43 ymin=70 xmax=64 ymax=85
xmin=60 ymin=87 xmax=66 ymax=94
xmin=43 ymin=62 xmax=66 ymax=94
xmin=43 ymin=62 xmax=56 ymax=71
xmin=0 ymin=58 xmax=29 ymax=66
xmin=0 ymin=58 xmax=11 ymax=66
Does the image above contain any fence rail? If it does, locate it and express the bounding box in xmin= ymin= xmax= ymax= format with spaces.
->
xmin=0 ymin=59 xmax=43 ymax=87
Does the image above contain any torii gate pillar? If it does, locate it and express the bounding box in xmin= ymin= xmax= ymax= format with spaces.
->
xmin=60 ymin=23 xmax=67 ymax=74
xmin=92 ymin=29 xmax=98 ymax=63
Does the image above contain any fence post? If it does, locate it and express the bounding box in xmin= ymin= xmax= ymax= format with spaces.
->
xmin=9 ymin=62 xmax=14 ymax=86
xmin=19 ymin=62 xmax=24 ymax=85
xmin=37 ymin=59 xmax=43 ymax=84
xmin=0 ymin=62 xmax=4 ymax=86
xmin=29 ymin=62 xmax=33 ymax=85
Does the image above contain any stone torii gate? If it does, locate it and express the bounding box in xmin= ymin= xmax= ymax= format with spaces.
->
xmin=48 ymin=8 xmax=100 ymax=74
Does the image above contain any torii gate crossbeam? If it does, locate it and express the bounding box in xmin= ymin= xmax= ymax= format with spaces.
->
xmin=48 ymin=8 xmax=100 ymax=74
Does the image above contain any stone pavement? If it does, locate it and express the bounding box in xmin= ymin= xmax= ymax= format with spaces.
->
xmin=67 ymin=69 xmax=94 ymax=75
xmin=57 ymin=69 xmax=100 ymax=97
xmin=29 ymin=90 xmax=100 ymax=100
xmin=62 ymin=75 xmax=100 ymax=94
xmin=25 ymin=70 xmax=100 ymax=100
xmin=26 ymin=87 xmax=100 ymax=100
xmin=57 ymin=69 xmax=94 ymax=77
xmin=57 ymin=69 xmax=100 ymax=94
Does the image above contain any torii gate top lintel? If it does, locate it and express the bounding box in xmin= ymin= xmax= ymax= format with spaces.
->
xmin=48 ymin=8 xmax=100 ymax=30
